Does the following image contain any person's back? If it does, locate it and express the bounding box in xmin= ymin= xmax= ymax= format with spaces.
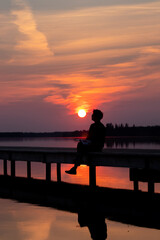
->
xmin=87 ymin=121 xmax=105 ymax=151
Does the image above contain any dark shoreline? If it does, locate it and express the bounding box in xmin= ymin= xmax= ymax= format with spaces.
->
xmin=0 ymin=134 xmax=160 ymax=141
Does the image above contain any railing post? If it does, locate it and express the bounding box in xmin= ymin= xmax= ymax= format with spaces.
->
xmin=57 ymin=163 xmax=61 ymax=182
xmin=27 ymin=161 xmax=31 ymax=179
xmin=3 ymin=159 xmax=7 ymax=176
xmin=46 ymin=162 xmax=51 ymax=182
xmin=89 ymin=165 xmax=96 ymax=187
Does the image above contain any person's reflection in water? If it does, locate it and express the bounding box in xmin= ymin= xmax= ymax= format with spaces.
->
xmin=78 ymin=208 xmax=107 ymax=240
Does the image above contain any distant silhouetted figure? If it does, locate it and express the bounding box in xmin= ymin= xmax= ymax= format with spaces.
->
xmin=65 ymin=109 xmax=105 ymax=175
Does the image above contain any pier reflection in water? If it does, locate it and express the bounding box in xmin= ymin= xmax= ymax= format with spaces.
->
xmin=0 ymin=197 xmax=159 ymax=240
xmin=0 ymin=175 xmax=160 ymax=239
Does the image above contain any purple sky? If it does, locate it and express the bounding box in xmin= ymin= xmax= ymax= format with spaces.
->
xmin=0 ymin=0 xmax=160 ymax=131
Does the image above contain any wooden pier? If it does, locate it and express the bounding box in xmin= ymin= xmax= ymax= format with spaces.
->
xmin=0 ymin=147 xmax=160 ymax=192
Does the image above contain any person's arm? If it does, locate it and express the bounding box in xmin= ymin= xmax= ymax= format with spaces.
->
xmin=86 ymin=124 xmax=93 ymax=140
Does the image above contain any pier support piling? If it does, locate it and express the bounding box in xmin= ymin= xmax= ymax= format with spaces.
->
xmin=11 ymin=160 xmax=15 ymax=178
xmin=133 ymin=180 xmax=139 ymax=192
xmin=3 ymin=159 xmax=7 ymax=176
xmin=57 ymin=163 xmax=61 ymax=182
xmin=148 ymin=181 xmax=154 ymax=194
xmin=89 ymin=165 xmax=96 ymax=187
xmin=27 ymin=161 xmax=31 ymax=179
xmin=46 ymin=162 xmax=51 ymax=182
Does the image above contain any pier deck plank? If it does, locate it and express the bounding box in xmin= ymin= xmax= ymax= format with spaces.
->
xmin=0 ymin=147 xmax=160 ymax=169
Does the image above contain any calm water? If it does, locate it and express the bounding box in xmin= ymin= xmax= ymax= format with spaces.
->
xmin=1 ymin=198 xmax=160 ymax=240
xmin=0 ymin=137 xmax=160 ymax=149
xmin=0 ymin=138 xmax=160 ymax=239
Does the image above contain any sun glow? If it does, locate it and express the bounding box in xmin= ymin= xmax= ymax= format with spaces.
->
xmin=78 ymin=109 xmax=86 ymax=118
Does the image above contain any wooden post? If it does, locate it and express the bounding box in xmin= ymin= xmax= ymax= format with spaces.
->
xmin=3 ymin=159 xmax=7 ymax=176
xmin=133 ymin=180 xmax=139 ymax=191
xmin=130 ymin=168 xmax=139 ymax=191
xmin=27 ymin=161 xmax=31 ymax=179
xmin=46 ymin=162 xmax=51 ymax=182
xmin=89 ymin=165 xmax=96 ymax=187
xmin=11 ymin=160 xmax=15 ymax=178
xmin=57 ymin=163 xmax=61 ymax=182
xmin=148 ymin=181 xmax=154 ymax=194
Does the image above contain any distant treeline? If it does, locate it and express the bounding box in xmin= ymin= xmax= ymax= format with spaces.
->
xmin=0 ymin=130 xmax=88 ymax=138
xmin=0 ymin=124 xmax=160 ymax=138
xmin=105 ymin=123 xmax=160 ymax=136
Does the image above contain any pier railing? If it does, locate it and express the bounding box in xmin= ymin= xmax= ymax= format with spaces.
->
xmin=0 ymin=147 xmax=160 ymax=193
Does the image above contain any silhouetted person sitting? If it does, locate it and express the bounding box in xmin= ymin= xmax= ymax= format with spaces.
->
xmin=65 ymin=109 xmax=105 ymax=175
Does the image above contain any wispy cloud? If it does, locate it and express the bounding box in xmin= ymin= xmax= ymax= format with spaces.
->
xmin=10 ymin=0 xmax=53 ymax=65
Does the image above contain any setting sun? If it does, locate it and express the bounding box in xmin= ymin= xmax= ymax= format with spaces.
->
xmin=78 ymin=109 xmax=86 ymax=118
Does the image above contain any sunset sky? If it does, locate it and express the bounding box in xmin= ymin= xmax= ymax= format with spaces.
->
xmin=0 ymin=0 xmax=160 ymax=132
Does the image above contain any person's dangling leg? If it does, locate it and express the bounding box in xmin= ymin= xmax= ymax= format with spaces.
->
xmin=65 ymin=141 xmax=86 ymax=175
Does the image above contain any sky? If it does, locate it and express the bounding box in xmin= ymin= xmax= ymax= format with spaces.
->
xmin=0 ymin=0 xmax=160 ymax=132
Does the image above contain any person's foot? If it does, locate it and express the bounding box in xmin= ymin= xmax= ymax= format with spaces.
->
xmin=65 ymin=167 xmax=77 ymax=175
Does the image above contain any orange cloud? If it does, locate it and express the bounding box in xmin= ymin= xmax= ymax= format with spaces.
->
xmin=44 ymin=74 xmax=131 ymax=114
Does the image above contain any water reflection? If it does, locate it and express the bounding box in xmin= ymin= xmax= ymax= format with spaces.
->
xmin=0 ymin=175 xmax=160 ymax=231
xmin=78 ymin=207 xmax=107 ymax=240
xmin=105 ymin=137 xmax=160 ymax=149
xmin=1 ymin=194 xmax=160 ymax=240
xmin=0 ymin=137 xmax=160 ymax=149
